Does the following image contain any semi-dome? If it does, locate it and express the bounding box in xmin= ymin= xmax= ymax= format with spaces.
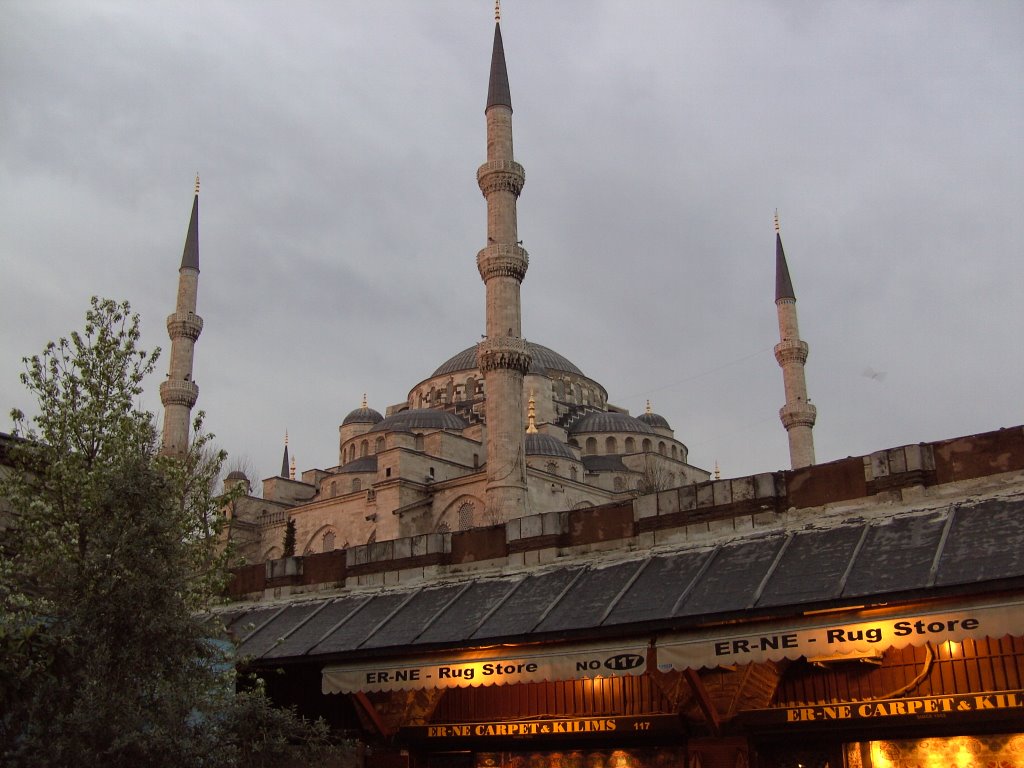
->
xmin=568 ymin=411 xmax=655 ymax=435
xmin=432 ymin=342 xmax=584 ymax=377
xmin=337 ymin=456 xmax=378 ymax=474
xmin=637 ymin=411 xmax=671 ymax=430
xmin=368 ymin=408 xmax=468 ymax=433
xmin=525 ymin=433 xmax=577 ymax=460
xmin=343 ymin=404 xmax=384 ymax=426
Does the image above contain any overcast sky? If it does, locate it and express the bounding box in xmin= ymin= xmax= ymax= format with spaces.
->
xmin=2 ymin=1 xmax=1021 ymax=485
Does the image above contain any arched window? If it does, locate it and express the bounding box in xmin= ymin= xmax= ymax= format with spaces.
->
xmin=546 ymin=461 xmax=558 ymax=475
xmin=330 ymin=481 xmax=337 ymax=496
xmin=458 ymin=502 xmax=475 ymax=531
xmin=642 ymin=438 xmax=652 ymax=452
xmin=375 ymin=437 xmax=385 ymax=453
xmin=671 ymin=445 xmax=677 ymax=459
xmin=585 ymin=437 xmax=597 ymax=455
xmin=658 ymin=441 xmax=666 ymax=455
xmin=570 ymin=465 xmax=578 ymax=481
xmin=568 ymin=439 xmax=579 ymax=449
xmin=605 ymin=436 xmax=618 ymax=454
xmin=625 ymin=437 xmax=635 ymax=453
xmin=351 ymin=478 xmax=361 ymax=492
xmin=436 ymin=521 xmax=451 ymax=534
xmin=323 ymin=531 xmax=335 ymax=552
xmin=360 ymin=440 xmax=369 ymax=458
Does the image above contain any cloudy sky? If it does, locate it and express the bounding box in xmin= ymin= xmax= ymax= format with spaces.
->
xmin=2 ymin=1 xmax=1021 ymax=484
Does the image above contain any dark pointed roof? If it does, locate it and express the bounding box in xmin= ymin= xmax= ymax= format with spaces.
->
xmin=775 ymin=232 xmax=795 ymax=301
xmin=180 ymin=191 xmax=199 ymax=271
xmin=280 ymin=443 xmax=289 ymax=478
xmin=486 ymin=23 xmax=512 ymax=111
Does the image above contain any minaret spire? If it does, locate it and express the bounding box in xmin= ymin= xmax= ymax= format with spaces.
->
xmin=159 ymin=177 xmax=204 ymax=457
xmin=476 ymin=12 xmax=531 ymax=521
xmin=773 ymin=214 xmax=816 ymax=468
xmin=281 ymin=430 xmax=290 ymax=478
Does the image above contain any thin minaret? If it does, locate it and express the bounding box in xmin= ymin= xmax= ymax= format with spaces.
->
xmin=159 ymin=175 xmax=204 ymax=458
xmin=280 ymin=431 xmax=290 ymax=478
xmin=476 ymin=6 xmax=531 ymax=520
xmin=773 ymin=212 xmax=816 ymax=468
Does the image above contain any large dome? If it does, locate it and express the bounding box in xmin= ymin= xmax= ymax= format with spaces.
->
xmin=368 ymin=409 xmax=468 ymax=433
xmin=568 ymin=411 xmax=655 ymax=435
xmin=432 ymin=342 xmax=584 ymax=377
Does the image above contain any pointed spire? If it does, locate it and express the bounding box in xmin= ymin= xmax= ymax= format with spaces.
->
xmin=526 ymin=391 xmax=538 ymax=434
xmin=180 ymin=174 xmax=200 ymax=271
xmin=280 ymin=430 xmax=290 ymax=478
xmin=775 ymin=210 xmax=795 ymax=302
xmin=486 ymin=18 xmax=512 ymax=111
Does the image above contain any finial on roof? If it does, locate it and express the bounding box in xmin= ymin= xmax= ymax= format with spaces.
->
xmin=774 ymin=209 xmax=780 ymax=233
xmin=285 ymin=429 xmax=289 ymax=446
xmin=194 ymin=173 xmax=200 ymax=196
xmin=290 ymin=455 xmax=296 ymax=481
xmin=714 ymin=460 xmax=721 ymax=480
xmin=645 ymin=400 xmax=653 ymax=415
xmin=361 ymin=393 xmax=368 ymax=409
xmin=526 ymin=391 xmax=538 ymax=434
xmin=494 ymin=0 xmax=500 ymax=22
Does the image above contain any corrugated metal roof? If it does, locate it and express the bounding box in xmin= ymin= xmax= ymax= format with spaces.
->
xmin=226 ymin=494 xmax=1024 ymax=664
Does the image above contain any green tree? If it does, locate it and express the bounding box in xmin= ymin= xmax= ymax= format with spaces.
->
xmin=0 ymin=298 xmax=331 ymax=768
xmin=282 ymin=518 xmax=297 ymax=558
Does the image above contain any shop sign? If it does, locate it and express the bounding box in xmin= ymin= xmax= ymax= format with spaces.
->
xmin=322 ymin=641 xmax=648 ymax=694
xmin=742 ymin=690 xmax=1023 ymax=726
xmin=401 ymin=714 xmax=682 ymax=742
xmin=657 ymin=596 xmax=1023 ymax=671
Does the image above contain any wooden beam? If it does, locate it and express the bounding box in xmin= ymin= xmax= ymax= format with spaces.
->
xmin=354 ymin=692 xmax=393 ymax=738
xmin=684 ymin=668 xmax=722 ymax=736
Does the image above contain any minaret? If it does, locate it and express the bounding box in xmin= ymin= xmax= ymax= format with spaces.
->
xmin=476 ymin=4 xmax=531 ymax=520
xmin=280 ymin=431 xmax=290 ymax=478
xmin=773 ymin=213 xmax=816 ymax=468
xmin=159 ymin=176 xmax=203 ymax=458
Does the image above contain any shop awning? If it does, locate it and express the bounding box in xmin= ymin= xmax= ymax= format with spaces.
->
xmin=322 ymin=640 xmax=649 ymax=693
xmin=656 ymin=595 xmax=1024 ymax=671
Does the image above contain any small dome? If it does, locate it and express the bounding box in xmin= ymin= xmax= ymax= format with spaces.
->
xmin=225 ymin=470 xmax=248 ymax=481
xmin=432 ymin=342 xmax=585 ymax=377
xmin=368 ymin=408 xmax=468 ymax=433
xmin=525 ymin=433 xmax=577 ymax=460
xmin=637 ymin=411 xmax=671 ymax=430
xmin=568 ymin=411 xmax=655 ymax=435
xmin=343 ymin=405 xmax=384 ymax=426
xmin=338 ymin=456 xmax=378 ymax=474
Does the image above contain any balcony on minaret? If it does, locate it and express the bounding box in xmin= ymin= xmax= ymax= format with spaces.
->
xmin=477 ymin=336 xmax=531 ymax=374
xmin=159 ymin=379 xmax=199 ymax=408
xmin=779 ymin=400 xmax=817 ymax=430
xmin=477 ymin=159 xmax=525 ymax=197
xmin=166 ymin=311 xmax=204 ymax=341
xmin=774 ymin=338 xmax=809 ymax=366
xmin=477 ymin=243 xmax=529 ymax=282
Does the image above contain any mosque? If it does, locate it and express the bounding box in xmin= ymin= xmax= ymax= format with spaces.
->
xmin=158 ymin=14 xmax=815 ymax=566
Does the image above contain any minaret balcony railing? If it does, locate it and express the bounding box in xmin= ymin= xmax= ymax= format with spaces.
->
xmin=166 ymin=311 xmax=204 ymax=341
xmin=477 ymin=244 xmax=529 ymax=282
xmin=477 ymin=160 xmax=525 ymax=197
xmin=477 ymin=336 xmax=532 ymax=374
xmin=779 ymin=401 xmax=817 ymax=429
xmin=774 ymin=338 xmax=808 ymax=366
xmin=159 ymin=379 xmax=199 ymax=408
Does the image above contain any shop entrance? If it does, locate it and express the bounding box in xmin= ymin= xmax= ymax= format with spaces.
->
xmin=418 ymin=747 xmax=686 ymax=767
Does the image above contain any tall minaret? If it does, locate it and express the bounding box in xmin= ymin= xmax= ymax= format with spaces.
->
xmin=773 ymin=213 xmax=816 ymax=468
xmin=476 ymin=5 xmax=531 ymax=520
xmin=159 ymin=176 xmax=204 ymax=458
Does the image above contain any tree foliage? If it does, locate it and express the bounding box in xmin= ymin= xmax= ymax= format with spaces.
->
xmin=282 ymin=518 xmax=297 ymax=558
xmin=0 ymin=298 xmax=332 ymax=767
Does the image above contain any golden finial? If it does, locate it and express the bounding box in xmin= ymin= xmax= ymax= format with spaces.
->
xmin=290 ymin=455 xmax=296 ymax=481
xmin=284 ymin=429 xmax=288 ymax=446
xmin=714 ymin=460 xmax=721 ymax=480
xmin=645 ymin=399 xmax=653 ymax=415
xmin=361 ymin=393 xmax=367 ymax=408
xmin=494 ymin=0 xmax=500 ymax=22
xmin=526 ymin=391 xmax=538 ymax=434
xmin=774 ymin=209 xmax=780 ymax=233
xmin=194 ymin=173 xmax=200 ymax=195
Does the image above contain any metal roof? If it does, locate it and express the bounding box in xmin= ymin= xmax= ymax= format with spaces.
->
xmin=225 ymin=494 xmax=1024 ymax=664
xmin=431 ymin=342 xmax=584 ymax=378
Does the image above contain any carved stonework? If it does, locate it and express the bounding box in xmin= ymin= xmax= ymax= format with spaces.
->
xmin=477 ymin=159 xmax=525 ymax=196
xmin=477 ymin=337 xmax=531 ymax=373
xmin=477 ymin=244 xmax=529 ymax=282
xmin=159 ymin=379 xmax=199 ymax=408
xmin=779 ymin=401 xmax=817 ymax=429
xmin=773 ymin=338 xmax=808 ymax=366
xmin=166 ymin=311 xmax=204 ymax=341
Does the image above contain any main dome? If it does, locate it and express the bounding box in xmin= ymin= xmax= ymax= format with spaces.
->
xmin=432 ymin=342 xmax=584 ymax=377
